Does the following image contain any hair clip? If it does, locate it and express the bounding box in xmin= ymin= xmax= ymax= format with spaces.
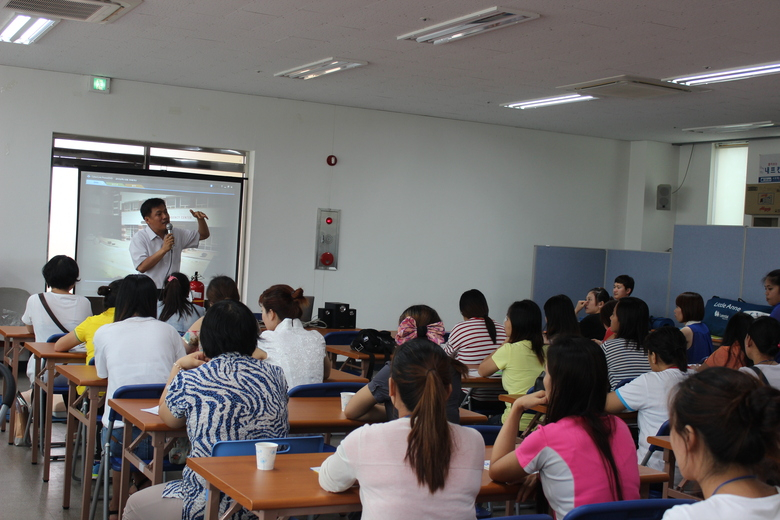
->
xmin=168 ymin=275 xmax=177 ymax=282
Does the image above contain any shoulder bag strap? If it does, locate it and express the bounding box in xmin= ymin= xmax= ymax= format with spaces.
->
xmin=750 ymin=365 xmax=770 ymax=386
xmin=38 ymin=293 xmax=69 ymax=334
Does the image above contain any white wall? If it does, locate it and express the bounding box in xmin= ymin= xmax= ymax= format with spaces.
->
xmin=0 ymin=65 xmax=634 ymax=329
xmin=674 ymin=143 xmax=714 ymax=226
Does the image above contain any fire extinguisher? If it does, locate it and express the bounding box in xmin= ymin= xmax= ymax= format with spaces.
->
xmin=190 ymin=272 xmax=205 ymax=307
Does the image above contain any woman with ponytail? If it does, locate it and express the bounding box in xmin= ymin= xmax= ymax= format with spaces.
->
xmin=320 ymin=338 xmax=484 ymax=519
xmin=157 ymin=272 xmax=204 ymax=334
xmin=605 ymin=326 xmax=689 ymax=471
xmin=478 ymin=300 xmax=547 ymax=430
xmin=662 ymin=368 xmax=780 ymax=519
xmin=739 ymin=316 xmax=780 ymax=389
xmin=345 ymin=304 xmax=464 ymax=423
xmin=256 ymin=284 xmax=328 ymax=389
xmin=490 ymin=336 xmax=639 ymax=518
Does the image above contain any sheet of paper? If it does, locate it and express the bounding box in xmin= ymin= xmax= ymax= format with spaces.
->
xmin=141 ymin=406 xmax=159 ymax=415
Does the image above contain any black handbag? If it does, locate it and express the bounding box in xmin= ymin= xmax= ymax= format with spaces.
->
xmin=350 ymin=329 xmax=395 ymax=377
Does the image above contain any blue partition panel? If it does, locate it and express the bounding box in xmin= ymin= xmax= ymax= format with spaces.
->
xmin=668 ymin=225 xmax=745 ymax=313
xmin=743 ymin=227 xmax=780 ymax=305
xmin=606 ymin=250 xmax=671 ymax=318
xmin=532 ymin=246 xmax=606 ymax=309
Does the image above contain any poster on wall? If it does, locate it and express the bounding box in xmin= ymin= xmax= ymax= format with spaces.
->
xmin=759 ymin=154 xmax=780 ymax=183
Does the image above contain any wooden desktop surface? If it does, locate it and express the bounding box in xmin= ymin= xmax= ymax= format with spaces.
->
xmin=326 ymin=344 xmax=390 ymax=362
xmin=647 ymin=435 xmax=672 ymax=451
xmin=324 ymin=369 xmax=368 ymax=384
xmin=56 ymin=364 xmax=106 ymax=387
xmin=499 ymin=394 xmax=638 ymax=421
xmin=0 ymin=325 xmax=35 ymax=339
xmin=24 ymin=341 xmax=86 ymax=361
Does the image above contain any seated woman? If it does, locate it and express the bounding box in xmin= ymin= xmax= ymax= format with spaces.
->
xmin=544 ymin=294 xmax=581 ymax=343
xmin=600 ymin=299 xmax=618 ymax=343
xmin=444 ymin=289 xmax=506 ymax=411
xmin=479 ymin=300 xmax=546 ymax=430
xmin=763 ymin=269 xmax=780 ymax=321
xmin=94 ymin=274 xmax=187 ymax=517
xmin=22 ymin=255 xmax=93 ymax=384
xmin=662 ymin=368 xmax=780 ymax=520
xmin=182 ymin=275 xmax=240 ymax=350
xmin=345 ymin=304 xmax=464 ymax=424
xmin=605 ymin=326 xmax=688 ymax=471
xmin=739 ymin=316 xmax=780 ymax=389
xmin=702 ymin=312 xmax=753 ymax=369
xmin=157 ymin=272 xmax=205 ymax=335
xmin=575 ymin=287 xmax=611 ymax=340
xmin=123 ymin=299 xmax=290 ymax=520
xmin=601 ymin=297 xmax=652 ymax=390
xmin=55 ymin=278 xmax=122 ymax=393
xmin=319 ymin=338 xmax=485 ymax=519
xmin=256 ymin=284 xmax=329 ymax=389
xmin=673 ymin=291 xmax=714 ymax=364
xmin=490 ymin=336 xmax=640 ymax=519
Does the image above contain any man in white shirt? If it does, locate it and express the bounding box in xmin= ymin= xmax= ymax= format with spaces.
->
xmin=128 ymin=198 xmax=210 ymax=288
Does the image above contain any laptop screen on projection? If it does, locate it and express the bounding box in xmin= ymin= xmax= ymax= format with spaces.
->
xmin=76 ymin=168 xmax=243 ymax=295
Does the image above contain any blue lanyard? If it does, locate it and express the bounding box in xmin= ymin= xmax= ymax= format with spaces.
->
xmin=712 ymin=475 xmax=756 ymax=496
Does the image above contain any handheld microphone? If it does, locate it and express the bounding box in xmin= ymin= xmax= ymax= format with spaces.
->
xmin=165 ymin=223 xmax=173 ymax=234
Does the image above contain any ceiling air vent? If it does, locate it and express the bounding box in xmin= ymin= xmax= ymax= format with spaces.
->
xmin=559 ymin=75 xmax=708 ymax=99
xmin=2 ymin=0 xmax=141 ymax=23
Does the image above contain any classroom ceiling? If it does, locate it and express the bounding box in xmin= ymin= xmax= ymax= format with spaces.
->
xmin=2 ymin=0 xmax=780 ymax=144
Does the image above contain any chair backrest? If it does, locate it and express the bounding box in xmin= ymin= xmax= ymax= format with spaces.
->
xmin=0 ymin=287 xmax=31 ymax=325
xmin=0 ymin=363 xmax=16 ymax=409
xmin=614 ymin=377 xmax=636 ymax=390
xmin=288 ymin=382 xmax=365 ymax=397
xmin=564 ymin=499 xmax=697 ymax=520
xmin=642 ymin=420 xmax=671 ymax=463
xmin=212 ymin=435 xmax=325 ymax=456
xmin=465 ymin=424 xmax=502 ymax=446
xmin=323 ymin=331 xmax=359 ymax=345
xmin=107 ymin=384 xmax=166 ymax=422
xmin=46 ymin=333 xmax=67 ymax=343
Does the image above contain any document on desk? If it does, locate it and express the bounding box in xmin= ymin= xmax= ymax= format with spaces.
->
xmin=142 ymin=406 xmax=160 ymax=415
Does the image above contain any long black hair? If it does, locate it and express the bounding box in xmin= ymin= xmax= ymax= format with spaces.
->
xmin=720 ymin=312 xmax=754 ymax=367
xmin=545 ymin=335 xmax=625 ymax=501
xmin=614 ymin=297 xmax=649 ymax=350
xmin=506 ymin=300 xmax=545 ymax=365
xmin=643 ymin=326 xmax=688 ymax=371
xmin=459 ymin=289 xmax=497 ymax=343
xmin=544 ymin=294 xmax=581 ymax=340
xmin=114 ymin=274 xmax=158 ymax=322
xmin=159 ymin=272 xmax=199 ymax=322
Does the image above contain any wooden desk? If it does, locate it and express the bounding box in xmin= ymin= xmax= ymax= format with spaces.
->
xmin=647 ymin=435 xmax=699 ymax=501
xmin=309 ymin=328 xmax=360 ymax=336
xmin=326 ymin=344 xmax=391 ymax=378
xmin=499 ymin=394 xmax=638 ymax=422
xmin=0 ymin=325 xmax=35 ymax=443
xmin=288 ymin=397 xmax=487 ymax=434
xmin=25 ymin=342 xmax=86 ymax=481
xmin=324 ymin=369 xmax=368 ymax=384
xmin=189 ymin=449 xmax=521 ymax=520
xmin=461 ymin=375 xmax=503 ymax=389
xmin=57 ymin=364 xmax=106 ymax=520
xmin=108 ymin=398 xmax=187 ymax=518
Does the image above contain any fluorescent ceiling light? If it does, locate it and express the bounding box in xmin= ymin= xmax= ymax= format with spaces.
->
xmin=669 ymin=62 xmax=780 ymax=86
xmin=682 ymin=121 xmax=777 ymax=134
xmin=397 ymin=6 xmax=539 ymax=45
xmin=274 ymin=58 xmax=367 ymax=80
xmin=501 ymin=94 xmax=596 ymax=110
xmin=0 ymin=13 xmax=57 ymax=44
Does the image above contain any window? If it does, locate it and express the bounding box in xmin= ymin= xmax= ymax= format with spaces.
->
xmin=709 ymin=143 xmax=748 ymax=225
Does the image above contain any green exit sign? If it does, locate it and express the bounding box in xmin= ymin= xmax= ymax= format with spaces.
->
xmin=90 ymin=76 xmax=111 ymax=93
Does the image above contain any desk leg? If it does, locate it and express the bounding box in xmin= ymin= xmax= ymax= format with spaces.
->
xmin=150 ymin=432 xmax=165 ymax=485
xmin=80 ymin=388 xmax=98 ymax=520
xmin=42 ymin=363 xmax=56 ymax=482
xmin=204 ymin=482 xmax=220 ymax=520
xmin=6 ymin=339 xmax=18 ymax=445
xmin=31 ymin=356 xmax=42 ymax=464
xmin=63 ymin=380 xmax=78 ymax=509
xmin=661 ymin=448 xmax=674 ymax=498
xmin=118 ymin=419 xmax=133 ymax=520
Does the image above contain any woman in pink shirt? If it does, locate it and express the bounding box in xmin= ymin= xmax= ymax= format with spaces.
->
xmin=490 ymin=335 xmax=640 ymax=518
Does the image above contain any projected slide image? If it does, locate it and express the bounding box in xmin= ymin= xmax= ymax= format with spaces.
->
xmin=76 ymin=170 xmax=242 ymax=295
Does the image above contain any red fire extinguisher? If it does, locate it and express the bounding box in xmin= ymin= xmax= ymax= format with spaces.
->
xmin=190 ymin=272 xmax=205 ymax=307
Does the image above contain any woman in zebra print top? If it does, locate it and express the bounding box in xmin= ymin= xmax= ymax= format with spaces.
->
xmin=124 ymin=299 xmax=290 ymax=520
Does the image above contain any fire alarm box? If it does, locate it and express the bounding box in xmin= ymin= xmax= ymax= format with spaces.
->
xmin=315 ymin=208 xmax=340 ymax=270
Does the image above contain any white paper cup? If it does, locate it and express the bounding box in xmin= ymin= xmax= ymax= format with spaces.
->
xmin=255 ymin=442 xmax=278 ymax=470
xmin=340 ymin=392 xmax=356 ymax=411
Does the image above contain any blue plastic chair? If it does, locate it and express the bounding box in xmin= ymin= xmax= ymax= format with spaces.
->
xmin=323 ymin=331 xmax=359 ymax=345
xmin=288 ymin=382 xmax=365 ymax=397
xmin=564 ymin=499 xmax=696 ymax=520
xmin=465 ymin=424 xmax=502 ymax=446
xmin=641 ymin=420 xmax=670 ymax=466
xmin=490 ymin=516 xmax=553 ymax=520
xmin=212 ymin=435 xmax=326 ymax=456
xmin=614 ymin=377 xmax=636 ymax=390
xmin=90 ymin=384 xmax=182 ymax=520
